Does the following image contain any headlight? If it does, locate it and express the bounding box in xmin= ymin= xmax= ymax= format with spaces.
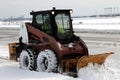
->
xmin=70 ymin=10 xmax=73 ymax=14
xmin=52 ymin=11 xmax=55 ymax=15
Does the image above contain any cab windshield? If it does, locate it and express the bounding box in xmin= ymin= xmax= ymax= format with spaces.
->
xmin=55 ymin=13 xmax=72 ymax=43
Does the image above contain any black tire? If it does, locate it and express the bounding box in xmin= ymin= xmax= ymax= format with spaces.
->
xmin=19 ymin=49 xmax=35 ymax=70
xmin=37 ymin=49 xmax=57 ymax=72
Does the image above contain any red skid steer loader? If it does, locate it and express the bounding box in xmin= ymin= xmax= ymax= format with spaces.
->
xmin=8 ymin=8 xmax=113 ymax=77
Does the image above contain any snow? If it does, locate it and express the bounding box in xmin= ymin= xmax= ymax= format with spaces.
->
xmin=73 ymin=17 xmax=120 ymax=33
xmin=0 ymin=24 xmax=20 ymax=28
xmin=0 ymin=62 xmax=72 ymax=80
xmin=78 ymin=46 xmax=120 ymax=80
xmin=0 ymin=17 xmax=120 ymax=80
xmin=73 ymin=17 xmax=120 ymax=24
xmin=0 ymin=45 xmax=9 ymax=58
xmin=73 ymin=24 xmax=120 ymax=30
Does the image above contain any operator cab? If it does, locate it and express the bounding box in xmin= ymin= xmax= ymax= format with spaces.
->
xmin=30 ymin=8 xmax=74 ymax=44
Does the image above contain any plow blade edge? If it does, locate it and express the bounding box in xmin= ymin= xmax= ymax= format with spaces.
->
xmin=77 ymin=52 xmax=114 ymax=70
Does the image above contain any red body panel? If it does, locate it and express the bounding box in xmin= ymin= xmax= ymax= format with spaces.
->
xmin=26 ymin=23 xmax=88 ymax=61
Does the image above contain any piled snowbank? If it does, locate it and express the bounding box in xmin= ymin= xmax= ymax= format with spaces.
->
xmin=78 ymin=53 xmax=120 ymax=80
xmin=77 ymin=42 xmax=120 ymax=80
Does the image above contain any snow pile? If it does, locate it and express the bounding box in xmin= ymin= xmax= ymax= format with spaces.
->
xmin=78 ymin=44 xmax=120 ymax=80
xmin=78 ymin=54 xmax=120 ymax=80
xmin=78 ymin=64 xmax=112 ymax=80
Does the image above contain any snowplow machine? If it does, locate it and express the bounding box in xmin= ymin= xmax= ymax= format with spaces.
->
xmin=8 ymin=8 xmax=113 ymax=77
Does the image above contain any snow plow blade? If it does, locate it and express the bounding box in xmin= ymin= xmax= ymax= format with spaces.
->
xmin=77 ymin=52 xmax=114 ymax=70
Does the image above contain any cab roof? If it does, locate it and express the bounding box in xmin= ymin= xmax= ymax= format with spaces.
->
xmin=30 ymin=8 xmax=72 ymax=15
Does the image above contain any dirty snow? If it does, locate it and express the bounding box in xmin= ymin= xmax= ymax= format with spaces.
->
xmin=0 ymin=17 xmax=120 ymax=80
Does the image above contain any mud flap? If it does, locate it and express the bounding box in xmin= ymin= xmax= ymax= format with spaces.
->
xmin=77 ymin=52 xmax=114 ymax=70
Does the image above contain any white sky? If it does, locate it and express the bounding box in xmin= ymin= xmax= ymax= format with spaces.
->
xmin=0 ymin=0 xmax=120 ymax=18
